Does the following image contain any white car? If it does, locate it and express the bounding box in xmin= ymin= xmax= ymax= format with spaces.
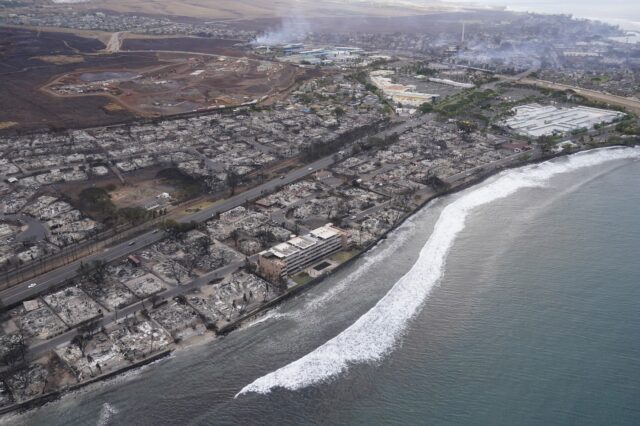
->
xmin=28 ymin=283 xmax=37 ymax=289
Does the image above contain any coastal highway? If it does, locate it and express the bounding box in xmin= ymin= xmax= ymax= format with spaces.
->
xmin=24 ymin=260 xmax=244 ymax=361
xmin=516 ymin=78 xmax=640 ymax=116
xmin=0 ymin=156 xmax=335 ymax=307
xmin=0 ymin=231 xmax=165 ymax=307
xmin=181 ymin=155 xmax=334 ymax=223
xmin=0 ymin=115 xmax=431 ymax=307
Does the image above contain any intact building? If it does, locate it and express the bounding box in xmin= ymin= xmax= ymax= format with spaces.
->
xmin=502 ymin=103 xmax=625 ymax=137
xmin=258 ymin=224 xmax=350 ymax=282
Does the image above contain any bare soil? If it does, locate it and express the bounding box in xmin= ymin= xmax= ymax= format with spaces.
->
xmin=42 ymin=51 xmax=301 ymax=116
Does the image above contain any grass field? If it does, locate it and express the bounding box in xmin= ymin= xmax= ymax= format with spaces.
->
xmin=330 ymin=249 xmax=360 ymax=264
xmin=291 ymin=272 xmax=313 ymax=286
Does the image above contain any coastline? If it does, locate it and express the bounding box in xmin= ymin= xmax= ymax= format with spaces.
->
xmin=446 ymin=1 xmax=640 ymax=31
xmin=1 ymin=142 xmax=635 ymax=418
xmin=215 ymin=143 xmax=640 ymax=338
xmin=0 ymin=350 xmax=171 ymax=417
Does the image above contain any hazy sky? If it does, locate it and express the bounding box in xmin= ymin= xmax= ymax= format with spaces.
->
xmin=443 ymin=0 xmax=640 ymax=30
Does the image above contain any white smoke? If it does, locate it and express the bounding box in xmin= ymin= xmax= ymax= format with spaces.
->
xmin=254 ymin=18 xmax=312 ymax=45
xmin=253 ymin=0 xmax=313 ymax=46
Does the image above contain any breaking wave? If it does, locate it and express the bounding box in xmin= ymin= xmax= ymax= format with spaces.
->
xmin=245 ymin=213 xmax=419 ymax=327
xmin=237 ymin=147 xmax=640 ymax=396
xmin=295 ymin=215 xmax=417 ymax=314
xmin=96 ymin=402 xmax=119 ymax=426
xmin=244 ymin=311 xmax=291 ymax=328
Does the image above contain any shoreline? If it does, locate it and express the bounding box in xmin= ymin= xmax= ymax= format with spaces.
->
xmin=0 ymin=350 xmax=171 ymax=417
xmin=214 ymin=143 xmax=638 ymax=334
xmin=1 ymin=143 xmax=634 ymax=419
xmin=452 ymin=1 xmax=640 ymax=31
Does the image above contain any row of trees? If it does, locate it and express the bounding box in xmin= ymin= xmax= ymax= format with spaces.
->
xmin=0 ymin=327 xmax=27 ymax=368
xmin=301 ymin=120 xmax=389 ymax=162
xmin=70 ymin=318 xmax=104 ymax=357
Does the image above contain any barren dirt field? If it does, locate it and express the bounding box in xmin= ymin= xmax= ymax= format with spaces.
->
xmin=0 ymin=28 xmax=155 ymax=132
xmin=52 ymin=165 xmax=192 ymax=221
xmin=108 ymin=179 xmax=177 ymax=209
xmin=42 ymin=52 xmax=301 ymax=116
xmin=121 ymin=37 xmax=246 ymax=57
xmin=0 ymin=27 xmax=306 ymax=132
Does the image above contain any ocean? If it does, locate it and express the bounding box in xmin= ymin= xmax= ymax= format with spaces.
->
xmin=447 ymin=0 xmax=640 ymax=31
xmin=4 ymin=147 xmax=640 ymax=425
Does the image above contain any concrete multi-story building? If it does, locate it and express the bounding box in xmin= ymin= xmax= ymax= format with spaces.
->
xmin=258 ymin=224 xmax=350 ymax=282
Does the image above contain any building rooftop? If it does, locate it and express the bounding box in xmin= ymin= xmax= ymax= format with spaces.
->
xmin=260 ymin=224 xmax=346 ymax=259
xmin=270 ymin=242 xmax=300 ymax=258
xmin=310 ymin=225 xmax=341 ymax=240
xmin=503 ymin=103 xmax=625 ymax=137
xmin=289 ymin=235 xmax=316 ymax=249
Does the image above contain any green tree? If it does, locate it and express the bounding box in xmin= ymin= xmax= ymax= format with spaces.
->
xmin=226 ymin=169 xmax=240 ymax=195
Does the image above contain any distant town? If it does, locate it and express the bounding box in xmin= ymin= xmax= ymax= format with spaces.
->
xmin=0 ymin=0 xmax=639 ymax=415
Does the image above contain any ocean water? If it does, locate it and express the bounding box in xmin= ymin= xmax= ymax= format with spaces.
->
xmin=5 ymin=147 xmax=640 ymax=425
xmin=447 ymin=0 xmax=640 ymax=30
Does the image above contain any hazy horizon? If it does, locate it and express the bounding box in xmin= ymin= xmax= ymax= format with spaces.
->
xmin=444 ymin=0 xmax=640 ymax=30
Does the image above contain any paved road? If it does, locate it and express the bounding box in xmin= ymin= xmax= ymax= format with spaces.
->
xmin=0 ymin=156 xmax=334 ymax=307
xmin=105 ymin=31 xmax=125 ymax=53
xmin=243 ymin=137 xmax=276 ymax=155
xmin=516 ymin=78 xmax=640 ymax=116
xmin=187 ymin=148 xmax=225 ymax=173
xmin=25 ymin=261 xmax=243 ymax=360
xmin=1 ymin=231 xmax=165 ymax=306
xmin=0 ymin=213 xmax=48 ymax=243
xmin=443 ymin=148 xmax=541 ymax=184
xmin=270 ymin=196 xmax=313 ymax=235
xmin=0 ymin=115 xmax=431 ymax=307
xmin=181 ymin=155 xmax=335 ymax=224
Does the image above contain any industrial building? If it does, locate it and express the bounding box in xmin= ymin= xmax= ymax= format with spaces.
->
xmin=502 ymin=103 xmax=625 ymax=137
xmin=370 ymin=70 xmax=440 ymax=107
xmin=428 ymin=77 xmax=475 ymax=89
xmin=258 ymin=224 xmax=350 ymax=282
xmin=390 ymin=92 xmax=439 ymax=107
xmin=280 ymin=46 xmax=366 ymax=65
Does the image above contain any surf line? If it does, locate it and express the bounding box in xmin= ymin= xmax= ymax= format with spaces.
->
xmin=236 ymin=146 xmax=640 ymax=397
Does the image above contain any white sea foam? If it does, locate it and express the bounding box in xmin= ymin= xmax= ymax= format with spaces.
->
xmin=244 ymin=311 xmax=291 ymax=328
xmin=246 ymin=214 xmax=418 ymax=326
xmin=96 ymin=402 xmax=118 ymax=426
xmin=236 ymin=147 xmax=640 ymax=396
xmin=294 ymin=215 xmax=417 ymax=314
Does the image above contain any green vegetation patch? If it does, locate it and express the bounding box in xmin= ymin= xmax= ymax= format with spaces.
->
xmin=291 ymin=272 xmax=313 ymax=286
xmin=159 ymin=219 xmax=198 ymax=240
xmin=616 ymin=118 xmax=640 ymax=136
xmin=77 ymin=187 xmax=152 ymax=226
xmin=330 ymin=249 xmax=359 ymax=264
xmin=78 ymin=187 xmax=116 ymax=215
xmin=590 ymin=75 xmax=610 ymax=85
xmin=433 ymin=89 xmax=498 ymax=117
